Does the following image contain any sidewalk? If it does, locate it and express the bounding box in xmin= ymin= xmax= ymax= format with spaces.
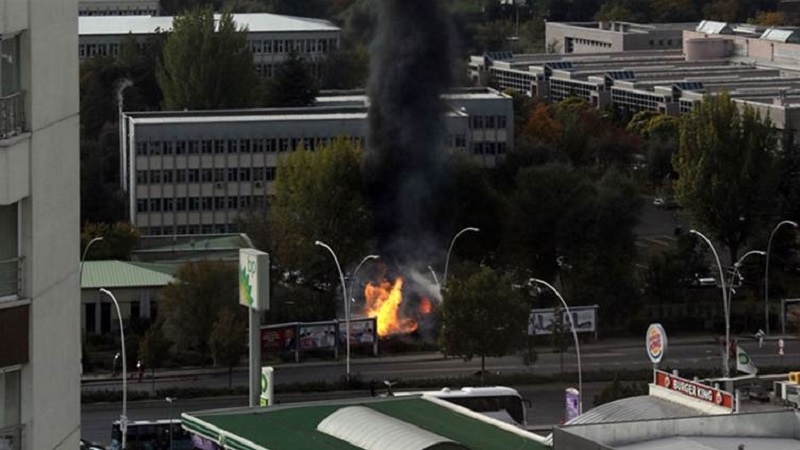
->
xmin=81 ymin=333 xmax=797 ymax=384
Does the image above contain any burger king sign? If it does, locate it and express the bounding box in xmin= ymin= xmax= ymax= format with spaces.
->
xmin=646 ymin=323 xmax=667 ymax=364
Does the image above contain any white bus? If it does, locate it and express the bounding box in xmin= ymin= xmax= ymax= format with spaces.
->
xmin=392 ymin=386 xmax=528 ymax=427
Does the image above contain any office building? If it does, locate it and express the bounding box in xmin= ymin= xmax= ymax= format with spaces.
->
xmin=78 ymin=13 xmax=341 ymax=77
xmin=0 ymin=0 xmax=81 ymax=449
xmin=122 ymin=88 xmax=513 ymax=236
xmin=545 ymin=21 xmax=694 ymax=54
xmin=79 ymin=0 xmax=159 ymax=16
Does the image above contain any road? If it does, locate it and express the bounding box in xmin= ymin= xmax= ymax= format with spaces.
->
xmin=81 ymin=337 xmax=797 ymax=445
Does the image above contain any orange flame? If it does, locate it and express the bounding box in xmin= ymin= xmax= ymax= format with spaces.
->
xmin=419 ymin=297 xmax=432 ymax=314
xmin=363 ymin=277 xmax=418 ymax=337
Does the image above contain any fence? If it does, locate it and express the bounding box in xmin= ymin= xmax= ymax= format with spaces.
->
xmin=0 ymin=257 xmax=23 ymax=299
xmin=0 ymin=91 xmax=25 ymax=139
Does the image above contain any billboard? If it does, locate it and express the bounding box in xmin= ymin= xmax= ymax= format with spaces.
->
xmin=528 ymin=305 xmax=598 ymax=336
xmin=239 ymin=249 xmax=269 ymax=311
xmin=261 ymin=323 xmax=298 ymax=353
xmin=299 ymin=322 xmax=337 ymax=350
xmin=338 ymin=317 xmax=378 ymax=346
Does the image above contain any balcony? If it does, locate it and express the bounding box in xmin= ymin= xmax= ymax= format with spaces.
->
xmin=0 ymin=425 xmax=21 ymax=450
xmin=0 ymin=256 xmax=23 ymax=299
xmin=0 ymin=91 xmax=24 ymax=140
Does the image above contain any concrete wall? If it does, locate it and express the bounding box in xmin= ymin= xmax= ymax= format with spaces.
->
xmin=17 ymin=0 xmax=81 ymax=449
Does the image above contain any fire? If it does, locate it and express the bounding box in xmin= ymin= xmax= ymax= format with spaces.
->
xmin=363 ymin=277 xmax=418 ymax=337
xmin=419 ymin=297 xmax=432 ymax=314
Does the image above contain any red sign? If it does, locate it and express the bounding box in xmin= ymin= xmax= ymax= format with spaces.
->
xmin=655 ymin=370 xmax=733 ymax=409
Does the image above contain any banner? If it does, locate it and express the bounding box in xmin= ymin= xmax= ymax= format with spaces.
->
xmin=529 ymin=305 xmax=598 ymax=336
xmin=261 ymin=324 xmax=298 ymax=353
xmin=299 ymin=322 xmax=337 ymax=350
xmin=737 ymin=345 xmax=758 ymax=375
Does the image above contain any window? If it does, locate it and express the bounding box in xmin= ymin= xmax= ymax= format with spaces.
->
xmin=227 ymin=196 xmax=239 ymax=209
xmin=202 ymin=140 xmax=213 ymax=154
xmin=136 ymin=142 xmax=147 ymax=156
xmin=176 ymin=141 xmax=187 ymax=155
xmin=214 ymin=140 xmax=226 ymax=154
xmin=201 ymin=169 xmax=213 ymax=183
xmin=176 ymin=169 xmax=186 ymax=183
xmin=149 ymin=170 xmax=161 ymax=184
xmin=136 ymin=171 xmax=148 ymax=184
xmin=228 ymin=140 xmax=239 ymax=154
xmin=188 ymin=169 xmax=199 ymax=183
xmin=136 ymin=199 xmax=148 ymax=213
xmin=485 ymin=116 xmax=496 ymax=128
xmin=201 ymin=197 xmax=213 ymax=210
xmin=265 ymin=167 xmax=276 ymax=181
xmin=239 ymin=168 xmax=251 ymax=181
xmin=498 ymin=116 xmax=507 ymax=128
xmin=188 ymin=197 xmax=200 ymax=211
xmin=163 ymin=141 xmax=174 ymax=155
xmin=471 ymin=116 xmax=484 ymax=129
xmin=253 ymin=167 xmax=265 ymax=181
xmin=176 ymin=198 xmax=187 ymax=211
xmin=162 ymin=170 xmax=173 ymax=183
xmin=228 ymin=168 xmax=238 ymax=182
xmin=1 ymin=369 xmax=21 ymax=433
xmin=148 ymin=198 xmax=162 ymax=212
xmin=163 ymin=198 xmax=174 ymax=212
xmin=214 ymin=169 xmax=225 ymax=182
xmin=214 ymin=197 xmax=226 ymax=209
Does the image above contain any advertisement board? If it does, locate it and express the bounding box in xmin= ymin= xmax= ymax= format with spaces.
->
xmin=338 ymin=317 xmax=378 ymax=346
xmin=528 ymin=305 xmax=598 ymax=336
xmin=654 ymin=369 xmax=733 ymax=410
xmin=646 ymin=323 xmax=667 ymax=364
xmin=261 ymin=323 xmax=298 ymax=353
xmin=782 ymin=298 xmax=800 ymax=334
xmin=299 ymin=322 xmax=337 ymax=350
xmin=239 ymin=249 xmax=269 ymax=311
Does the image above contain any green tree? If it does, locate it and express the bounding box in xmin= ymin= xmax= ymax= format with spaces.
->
xmin=592 ymin=374 xmax=648 ymax=407
xmin=262 ymin=51 xmax=318 ymax=107
xmin=81 ymin=222 xmax=142 ymax=261
xmin=674 ymin=92 xmax=780 ymax=261
xmin=160 ymin=261 xmax=238 ymax=356
xmin=157 ymin=7 xmax=257 ymax=110
xmin=138 ymin=323 xmax=171 ymax=394
xmin=209 ymin=307 xmax=247 ymax=387
xmin=440 ymin=266 xmax=528 ymax=382
xmin=269 ymin=138 xmax=371 ymax=280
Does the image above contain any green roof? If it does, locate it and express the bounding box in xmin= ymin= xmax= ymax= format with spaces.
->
xmin=183 ymin=397 xmax=549 ymax=450
xmin=81 ymin=260 xmax=176 ymax=289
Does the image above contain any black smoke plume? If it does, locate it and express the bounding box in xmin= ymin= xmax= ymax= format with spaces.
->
xmin=366 ymin=0 xmax=453 ymax=269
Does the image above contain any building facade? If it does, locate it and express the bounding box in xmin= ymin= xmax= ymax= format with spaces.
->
xmin=545 ymin=21 xmax=694 ymax=54
xmin=123 ymin=88 xmax=513 ymax=236
xmin=78 ymin=13 xmax=341 ymax=78
xmin=78 ymin=0 xmax=159 ymax=16
xmin=0 ymin=0 xmax=81 ymax=449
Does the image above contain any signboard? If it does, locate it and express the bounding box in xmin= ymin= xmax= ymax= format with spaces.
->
xmin=782 ymin=298 xmax=800 ymax=334
xmin=654 ymin=370 xmax=734 ymax=410
xmin=529 ymin=305 xmax=598 ymax=336
xmin=239 ymin=249 xmax=269 ymax=311
xmin=260 ymin=366 xmax=274 ymax=407
xmin=261 ymin=324 xmax=298 ymax=353
xmin=338 ymin=317 xmax=378 ymax=346
xmin=299 ymin=322 xmax=337 ymax=350
xmin=646 ymin=323 xmax=667 ymax=364
xmin=565 ymin=388 xmax=580 ymax=422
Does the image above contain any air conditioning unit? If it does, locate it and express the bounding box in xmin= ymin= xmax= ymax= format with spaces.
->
xmin=254 ymin=181 xmax=264 ymax=188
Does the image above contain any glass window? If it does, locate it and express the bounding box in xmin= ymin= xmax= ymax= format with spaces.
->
xmin=227 ymin=168 xmax=238 ymax=182
xmin=1 ymin=369 xmax=21 ymax=429
xmin=176 ymin=198 xmax=187 ymax=211
xmin=176 ymin=169 xmax=186 ymax=183
xmin=136 ymin=199 xmax=148 ymax=213
xmin=188 ymin=169 xmax=199 ymax=182
xmin=239 ymin=168 xmax=251 ymax=181
xmin=214 ymin=197 xmax=226 ymax=209
xmin=163 ymin=198 xmax=174 ymax=212
xmin=201 ymin=169 xmax=213 ymax=183
xmin=162 ymin=170 xmax=173 ymax=183
xmin=201 ymin=197 xmax=212 ymax=210
xmin=214 ymin=169 xmax=225 ymax=182
xmin=136 ymin=171 xmax=148 ymax=184
xmin=266 ymin=167 xmax=276 ymax=181
xmin=148 ymin=198 xmax=162 ymax=212
xmin=188 ymin=198 xmax=200 ymax=211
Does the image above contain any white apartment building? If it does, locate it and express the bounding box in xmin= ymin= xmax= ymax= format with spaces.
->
xmin=123 ymin=88 xmax=513 ymax=236
xmin=0 ymin=0 xmax=81 ymax=449
xmin=79 ymin=0 xmax=159 ymax=16
xmin=78 ymin=13 xmax=341 ymax=77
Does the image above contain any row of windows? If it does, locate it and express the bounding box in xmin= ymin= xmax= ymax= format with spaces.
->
xmin=79 ymin=8 xmax=158 ymax=16
xmin=248 ymin=38 xmax=338 ymax=55
xmin=610 ymin=89 xmax=665 ymax=112
xmin=79 ymin=42 xmax=124 ymax=58
xmin=135 ymin=137 xmax=365 ymax=156
xmin=572 ymin=38 xmax=612 ymax=49
xmin=471 ymin=142 xmax=507 ymax=155
xmin=470 ymin=115 xmax=508 ymax=129
xmin=136 ymin=195 xmax=265 ymax=213
xmin=141 ymin=223 xmax=238 ymax=236
xmin=136 ymin=167 xmax=276 ymax=184
xmin=549 ymin=78 xmax=597 ymax=103
xmin=490 ymin=68 xmax=537 ymax=96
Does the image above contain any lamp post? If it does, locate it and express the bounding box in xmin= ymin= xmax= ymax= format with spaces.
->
xmin=766 ymin=220 xmax=798 ymax=335
xmin=427 ymin=265 xmax=440 ymax=287
xmin=99 ymin=288 xmax=127 ymax=450
xmin=348 ymin=255 xmax=379 ymax=304
xmin=315 ymin=241 xmax=351 ymax=380
xmin=529 ymin=278 xmax=582 ymax=415
xmin=689 ymin=230 xmax=730 ymax=379
xmin=116 ymin=78 xmax=133 ymax=192
xmin=79 ymin=236 xmax=103 ymax=375
xmin=730 ymin=251 xmax=766 ymax=302
xmin=443 ymin=227 xmax=479 ymax=289
xmin=165 ymin=396 xmax=178 ymax=450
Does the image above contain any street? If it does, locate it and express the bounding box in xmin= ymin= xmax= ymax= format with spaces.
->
xmin=80 ymin=337 xmax=797 ymax=445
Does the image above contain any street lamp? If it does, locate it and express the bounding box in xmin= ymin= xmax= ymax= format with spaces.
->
xmin=689 ymin=229 xmax=731 ymax=379
xmin=116 ymin=78 xmax=133 ymax=192
xmin=443 ymin=227 xmax=479 ymax=289
xmin=165 ymin=396 xmax=178 ymax=450
xmin=99 ymin=288 xmax=127 ymax=450
xmin=348 ymin=255 xmax=379 ymax=304
xmin=765 ymin=220 xmax=798 ymax=335
xmin=427 ymin=265 xmax=440 ymax=287
xmin=79 ymin=236 xmax=103 ymax=375
xmin=315 ymin=241 xmax=351 ymax=380
xmin=529 ymin=278 xmax=583 ymax=415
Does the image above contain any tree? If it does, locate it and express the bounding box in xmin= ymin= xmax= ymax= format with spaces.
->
xmin=157 ymin=7 xmax=257 ymax=110
xmin=209 ymin=307 xmax=247 ymax=387
xmin=160 ymin=261 xmax=238 ymax=356
xmin=674 ymin=92 xmax=780 ymax=262
xmin=440 ymin=266 xmax=528 ymax=382
xmin=138 ymin=323 xmax=171 ymax=394
xmin=81 ymin=222 xmax=141 ymax=261
xmin=269 ymin=138 xmax=371 ymax=280
xmin=262 ymin=51 xmax=318 ymax=107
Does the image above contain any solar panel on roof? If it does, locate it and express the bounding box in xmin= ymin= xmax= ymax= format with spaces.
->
xmin=673 ymin=81 xmax=704 ymax=91
xmin=606 ymin=70 xmax=636 ymax=80
xmin=485 ymin=51 xmax=514 ymax=62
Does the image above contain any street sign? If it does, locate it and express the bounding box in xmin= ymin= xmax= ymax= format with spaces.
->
xmin=646 ymin=323 xmax=667 ymax=364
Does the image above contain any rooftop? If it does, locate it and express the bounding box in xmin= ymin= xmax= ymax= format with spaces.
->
xmin=81 ymin=260 xmax=176 ymax=289
xmin=79 ymin=13 xmax=339 ymax=36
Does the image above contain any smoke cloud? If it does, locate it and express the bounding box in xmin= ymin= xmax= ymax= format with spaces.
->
xmin=366 ymin=0 xmax=454 ymax=269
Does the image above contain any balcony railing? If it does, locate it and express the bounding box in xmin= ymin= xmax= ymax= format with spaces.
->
xmin=0 ymin=91 xmax=25 ymax=140
xmin=0 ymin=424 xmax=22 ymax=450
xmin=0 ymin=257 xmax=23 ymax=299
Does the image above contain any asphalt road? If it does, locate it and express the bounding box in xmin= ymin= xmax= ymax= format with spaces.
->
xmin=80 ymin=338 xmax=798 ymax=445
